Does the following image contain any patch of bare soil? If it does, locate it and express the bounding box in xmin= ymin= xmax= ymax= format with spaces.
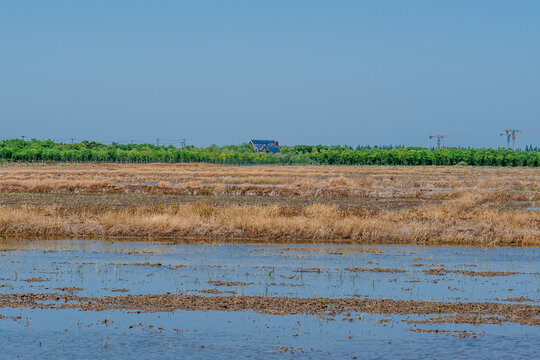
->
xmin=271 ymin=247 xmax=385 ymax=255
xmin=294 ymin=268 xmax=322 ymax=273
xmin=345 ymin=268 xmax=406 ymax=273
xmin=198 ymin=289 xmax=222 ymax=294
xmin=0 ymin=314 xmax=22 ymax=322
xmin=208 ymin=280 xmax=253 ymax=287
xmin=120 ymin=262 xmax=164 ymax=267
xmin=423 ymin=268 xmax=521 ymax=277
xmin=407 ymin=314 xmax=508 ymax=326
xmin=408 ymin=328 xmax=482 ymax=338
xmin=503 ymin=297 xmax=534 ymax=303
xmin=21 ymin=277 xmax=46 ymax=283
xmin=54 ymin=287 xmax=83 ymax=295
xmin=0 ymin=293 xmax=538 ymax=326
xmin=269 ymin=282 xmax=303 ymax=287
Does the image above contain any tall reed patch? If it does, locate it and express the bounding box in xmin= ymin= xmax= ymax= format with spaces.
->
xmin=0 ymin=200 xmax=538 ymax=246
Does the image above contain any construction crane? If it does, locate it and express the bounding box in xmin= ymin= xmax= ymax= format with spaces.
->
xmin=500 ymin=129 xmax=539 ymax=151
xmin=429 ymin=135 xmax=469 ymax=149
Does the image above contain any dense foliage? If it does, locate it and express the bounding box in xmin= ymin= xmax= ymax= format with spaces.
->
xmin=0 ymin=139 xmax=539 ymax=166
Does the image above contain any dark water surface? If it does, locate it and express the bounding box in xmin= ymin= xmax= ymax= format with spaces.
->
xmin=0 ymin=241 xmax=538 ymax=359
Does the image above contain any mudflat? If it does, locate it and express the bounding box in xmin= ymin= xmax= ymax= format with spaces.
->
xmin=2 ymin=292 xmax=538 ymax=326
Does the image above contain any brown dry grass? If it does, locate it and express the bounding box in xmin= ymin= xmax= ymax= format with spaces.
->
xmin=0 ymin=195 xmax=538 ymax=246
xmin=0 ymin=163 xmax=538 ymax=245
xmin=0 ymin=162 xmax=538 ymax=200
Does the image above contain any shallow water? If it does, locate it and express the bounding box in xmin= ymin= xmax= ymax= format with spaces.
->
xmin=0 ymin=241 xmax=539 ymax=359
xmin=515 ymin=200 xmax=540 ymax=211
xmin=1 ymin=242 xmax=538 ymax=302
xmin=1 ymin=307 xmax=538 ymax=360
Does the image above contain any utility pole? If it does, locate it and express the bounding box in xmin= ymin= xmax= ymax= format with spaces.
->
xmin=71 ymin=138 xmax=74 ymax=144
xmin=156 ymin=138 xmax=160 ymax=146
xmin=181 ymin=138 xmax=186 ymax=148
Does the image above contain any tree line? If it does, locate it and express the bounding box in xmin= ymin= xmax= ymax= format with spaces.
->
xmin=0 ymin=139 xmax=539 ymax=166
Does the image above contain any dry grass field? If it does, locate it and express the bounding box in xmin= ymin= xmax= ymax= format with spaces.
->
xmin=0 ymin=163 xmax=538 ymax=245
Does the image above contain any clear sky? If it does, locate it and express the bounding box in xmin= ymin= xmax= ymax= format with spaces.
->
xmin=1 ymin=1 xmax=539 ymax=148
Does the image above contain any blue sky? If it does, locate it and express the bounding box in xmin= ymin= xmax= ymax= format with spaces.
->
xmin=1 ymin=1 xmax=539 ymax=148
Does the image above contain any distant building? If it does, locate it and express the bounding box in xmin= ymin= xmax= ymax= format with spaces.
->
xmin=249 ymin=140 xmax=281 ymax=153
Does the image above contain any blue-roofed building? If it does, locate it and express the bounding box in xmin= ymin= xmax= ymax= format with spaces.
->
xmin=249 ymin=140 xmax=281 ymax=153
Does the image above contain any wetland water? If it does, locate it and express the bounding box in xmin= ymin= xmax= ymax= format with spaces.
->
xmin=0 ymin=241 xmax=539 ymax=359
